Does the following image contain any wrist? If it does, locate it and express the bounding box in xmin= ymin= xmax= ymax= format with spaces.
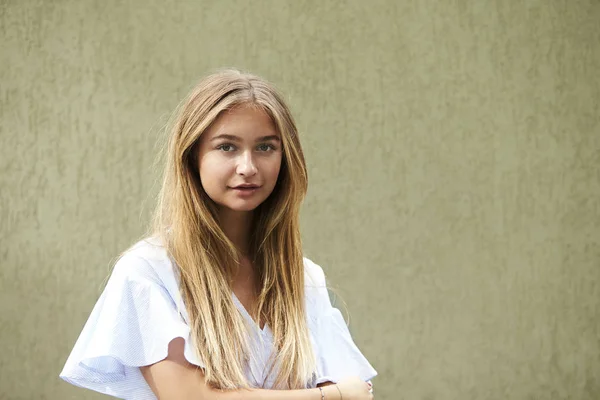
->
xmin=322 ymin=385 xmax=341 ymax=400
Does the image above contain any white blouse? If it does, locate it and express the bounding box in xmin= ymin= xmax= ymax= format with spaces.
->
xmin=60 ymin=238 xmax=377 ymax=399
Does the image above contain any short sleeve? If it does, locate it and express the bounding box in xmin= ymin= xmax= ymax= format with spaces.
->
xmin=59 ymin=253 xmax=203 ymax=400
xmin=304 ymin=258 xmax=378 ymax=385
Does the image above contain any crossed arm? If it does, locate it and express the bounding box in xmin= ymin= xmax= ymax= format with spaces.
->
xmin=140 ymin=338 xmax=343 ymax=400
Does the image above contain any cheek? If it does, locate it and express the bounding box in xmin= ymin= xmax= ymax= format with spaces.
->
xmin=266 ymin=156 xmax=283 ymax=181
xmin=199 ymin=157 xmax=231 ymax=187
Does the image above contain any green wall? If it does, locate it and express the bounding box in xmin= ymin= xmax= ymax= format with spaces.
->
xmin=1 ymin=1 xmax=599 ymax=399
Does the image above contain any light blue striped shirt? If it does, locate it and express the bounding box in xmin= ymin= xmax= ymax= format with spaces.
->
xmin=60 ymin=238 xmax=377 ymax=399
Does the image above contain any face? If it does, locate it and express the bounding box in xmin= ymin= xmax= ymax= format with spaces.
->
xmin=197 ymin=104 xmax=282 ymax=214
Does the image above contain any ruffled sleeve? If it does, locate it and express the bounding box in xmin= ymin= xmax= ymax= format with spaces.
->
xmin=59 ymin=252 xmax=202 ymax=400
xmin=304 ymin=258 xmax=378 ymax=385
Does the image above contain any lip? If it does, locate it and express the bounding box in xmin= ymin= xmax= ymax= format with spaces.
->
xmin=232 ymin=184 xmax=261 ymax=189
xmin=230 ymin=185 xmax=260 ymax=197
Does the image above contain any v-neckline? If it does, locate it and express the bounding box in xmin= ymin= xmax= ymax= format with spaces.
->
xmin=231 ymin=292 xmax=268 ymax=334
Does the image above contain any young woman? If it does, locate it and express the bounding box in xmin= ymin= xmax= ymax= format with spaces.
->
xmin=60 ymin=69 xmax=377 ymax=399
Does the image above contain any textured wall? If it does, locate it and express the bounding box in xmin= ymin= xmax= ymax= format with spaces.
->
xmin=1 ymin=1 xmax=599 ymax=399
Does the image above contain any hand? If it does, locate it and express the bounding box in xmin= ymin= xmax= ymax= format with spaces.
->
xmin=334 ymin=376 xmax=373 ymax=400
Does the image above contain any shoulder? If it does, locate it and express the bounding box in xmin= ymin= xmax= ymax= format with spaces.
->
xmin=109 ymin=236 xmax=179 ymax=291
xmin=303 ymin=256 xmax=332 ymax=315
xmin=303 ymin=256 xmax=327 ymax=287
xmin=104 ymin=236 xmax=188 ymax=320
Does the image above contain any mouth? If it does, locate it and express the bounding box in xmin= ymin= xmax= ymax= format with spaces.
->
xmin=231 ymin=184 xmax=261 ymax=190
xmin=230 ymin=184 xmax=261 ymax=197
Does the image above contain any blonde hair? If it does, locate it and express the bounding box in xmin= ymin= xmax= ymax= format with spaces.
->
xmin=151 ymin=68 xmax=315 ymax=389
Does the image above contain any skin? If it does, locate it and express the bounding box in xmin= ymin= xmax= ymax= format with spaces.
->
xmin=140 ymin=104 xmax=374 ymax=399
xmin=197 ymin=103 xmax=282 ymax=256
xmin=197 ymin=104 xmax=282 ymax=325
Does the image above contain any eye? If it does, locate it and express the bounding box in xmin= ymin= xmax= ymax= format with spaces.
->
xmin=216 ymin=143 xmax=236 ymax=152
xmin=257 ymin=143 xmax=276 ymax=152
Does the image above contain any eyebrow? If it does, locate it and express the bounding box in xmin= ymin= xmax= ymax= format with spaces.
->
xmin=210 ymin=134 xmax=281 ymax=143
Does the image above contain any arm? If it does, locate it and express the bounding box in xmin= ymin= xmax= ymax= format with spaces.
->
xmin=141 ymin=338 xmax=351 ymax=400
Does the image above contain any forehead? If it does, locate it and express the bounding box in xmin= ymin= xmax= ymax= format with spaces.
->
xmin=204 ymin=104 xmax=278 ymax=139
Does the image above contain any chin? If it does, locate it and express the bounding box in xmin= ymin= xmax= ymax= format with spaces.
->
xmin=229 ymin=205 xmax=259 ymax=212
xmin=221 ymin=200 xmax=263 ymax=213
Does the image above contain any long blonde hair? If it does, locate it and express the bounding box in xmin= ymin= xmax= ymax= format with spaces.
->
xmin=151 ymin=69 xmax=315 ymax=389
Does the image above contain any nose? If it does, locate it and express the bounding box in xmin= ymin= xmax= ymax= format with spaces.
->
xmin=236 ymin=151 xmax=257 ymax=177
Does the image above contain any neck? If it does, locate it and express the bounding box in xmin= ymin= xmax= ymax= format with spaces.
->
xmin=218 ymin=207 xmax=254 ymax=257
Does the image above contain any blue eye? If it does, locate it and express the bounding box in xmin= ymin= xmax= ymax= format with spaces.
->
xmin=216 ymin=144 xmax=236 ymax=152
xmin=257 ymin=144 xmax=276 ymax=152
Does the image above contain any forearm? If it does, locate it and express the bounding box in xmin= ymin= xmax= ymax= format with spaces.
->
xmin=207 ymin=385 xmax=340 ymax=400
xmin=140 ymin=339 xmax=344 ymax=400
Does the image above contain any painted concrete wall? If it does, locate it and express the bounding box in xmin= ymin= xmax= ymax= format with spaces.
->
xmin=1 ymin=1 xmax=599 ymax=399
